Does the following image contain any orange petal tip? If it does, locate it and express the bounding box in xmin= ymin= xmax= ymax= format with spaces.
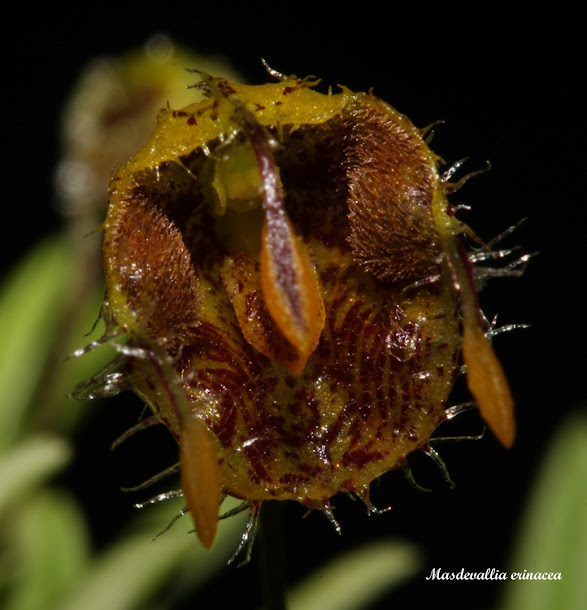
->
xmin=180 ymin=416 xmax=221 ymax=548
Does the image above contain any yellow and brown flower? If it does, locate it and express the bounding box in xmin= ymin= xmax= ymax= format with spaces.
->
xmin=74 ymin=71 xmax=517 ymax=552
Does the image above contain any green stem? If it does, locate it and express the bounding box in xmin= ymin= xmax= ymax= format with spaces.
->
xmin=258 ymin=501 xmax=287 ymax=610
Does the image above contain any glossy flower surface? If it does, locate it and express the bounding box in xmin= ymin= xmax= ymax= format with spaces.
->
xmin=75 ymin=72 xmax=515 ymax=549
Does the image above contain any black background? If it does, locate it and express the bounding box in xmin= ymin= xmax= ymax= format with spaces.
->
xmin=4 ymin=5 xmax=584 ymax=609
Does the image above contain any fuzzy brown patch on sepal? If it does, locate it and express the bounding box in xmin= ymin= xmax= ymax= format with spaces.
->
xmin=345 ymin=97 xmax=442 ymax=284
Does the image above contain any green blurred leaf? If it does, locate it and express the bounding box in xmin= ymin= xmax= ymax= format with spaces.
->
xmin=287 ymin=539 xmax=422 ymax=610
xmin=500 ymin=409 xmax=587 ymax=610
xmin=4 ymin=488 xmax=90 ymax=610
xmin=0 ymin=236 xmax=73 ymax=449
xmin=0 ymin=436 xmax=71 ymax=514
xmin=57 ymin=496 xmax=248 ymax=610
xmin=48 ymin=290 xmax=111 ymax=434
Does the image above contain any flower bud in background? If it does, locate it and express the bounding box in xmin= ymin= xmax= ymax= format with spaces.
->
xmin=56 ymin=34 xmax=240 ymax=228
